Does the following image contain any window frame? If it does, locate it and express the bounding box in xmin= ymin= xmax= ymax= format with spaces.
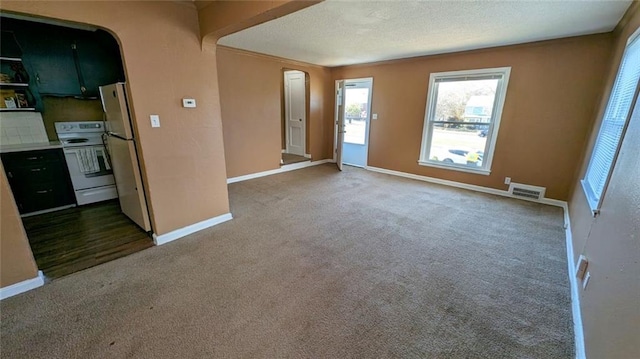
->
xmin=418 ymin=67 xmax=511 ymax=175
xmin=581 ymin=27 xmax=640 ymax=215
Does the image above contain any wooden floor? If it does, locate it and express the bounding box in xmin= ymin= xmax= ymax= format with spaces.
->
xmin=21 ymin=200 xmax=154 ymax=280
xmin=282 ymin=153 xmax=309 ymax=165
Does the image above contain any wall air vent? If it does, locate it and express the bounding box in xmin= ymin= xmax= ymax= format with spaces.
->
xmin=508 ymin=183 xmax=546 ymax=202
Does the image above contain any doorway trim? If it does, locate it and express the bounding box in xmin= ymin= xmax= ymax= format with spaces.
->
xmin=333 ymin=77 xmax=374 ymax=167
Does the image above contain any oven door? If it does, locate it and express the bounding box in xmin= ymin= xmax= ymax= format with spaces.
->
xmin=63 ymin=146 xmax=115 ymax=190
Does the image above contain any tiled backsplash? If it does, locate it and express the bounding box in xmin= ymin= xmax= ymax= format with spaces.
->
xmin=0 ymin=112 xmax=49 ymax=145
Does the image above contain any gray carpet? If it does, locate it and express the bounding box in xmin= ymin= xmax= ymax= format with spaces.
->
xmin=0 ymin=164 xmax=573 ymax=358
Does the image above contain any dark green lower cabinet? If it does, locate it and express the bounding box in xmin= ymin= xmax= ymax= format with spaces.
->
xmin=2 ymin=148 xmax=75 ymax=214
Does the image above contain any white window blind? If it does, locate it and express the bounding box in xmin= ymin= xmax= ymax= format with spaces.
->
xmin=582 ymin=32 xmax=640 ymax=212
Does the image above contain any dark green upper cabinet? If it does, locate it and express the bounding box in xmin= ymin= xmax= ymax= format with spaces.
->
xmin=1 ymin=17 xmax=125 ymax=98
xmin=74 ymin=30 xmax=124 ymax=98
xmin=28 ymin=29 xmax=82 ymax=96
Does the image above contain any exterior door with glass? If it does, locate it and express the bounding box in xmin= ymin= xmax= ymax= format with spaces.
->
xmin=341 ymin=78 xmax=373 ymax=167
xmin=336 ymin=80 xmax=346 ymax=171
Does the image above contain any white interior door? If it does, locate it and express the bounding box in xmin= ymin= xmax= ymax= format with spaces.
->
xmin=336 ymin=80 xmax=346 ymax=171
xmin=284 ymin=71 xmax=306 ymax=156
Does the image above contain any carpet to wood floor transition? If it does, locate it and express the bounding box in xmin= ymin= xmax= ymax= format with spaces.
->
xmin=0 ymin=164 xmax=573 ymax=358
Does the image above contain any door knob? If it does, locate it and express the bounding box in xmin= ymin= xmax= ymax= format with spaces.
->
xmin=299 ymin=118 xmax=302 ymax=121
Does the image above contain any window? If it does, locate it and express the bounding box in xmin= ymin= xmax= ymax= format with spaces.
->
xmin=582 ymin=29 xmax=640 ymax=214
xmin=419 ymin=67 xmax=511 ymax=175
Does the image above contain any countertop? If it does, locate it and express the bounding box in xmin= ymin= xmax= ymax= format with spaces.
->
xmin=0 ymin=141 xmax=63 ymax=154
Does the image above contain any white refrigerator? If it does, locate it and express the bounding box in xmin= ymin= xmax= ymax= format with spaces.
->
xmin=99 ymin=82 xmax=151 ymax=232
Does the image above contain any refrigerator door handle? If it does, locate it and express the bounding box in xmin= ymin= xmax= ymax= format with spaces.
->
xmin=107 ymin=131 xmax=129 ymax=141
xmin=101 ymin=133 xmax=114 ymax=169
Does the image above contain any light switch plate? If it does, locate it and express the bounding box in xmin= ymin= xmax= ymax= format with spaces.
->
xmin=576 ymin=255 xmax=588 ymax=280
xmin=150 ymin=115 xmax=160 ymax=128
xmin=182 ymin=98 xmax=196 ymax=108
xmin=372 ymin=113 xmax=378 ymax=120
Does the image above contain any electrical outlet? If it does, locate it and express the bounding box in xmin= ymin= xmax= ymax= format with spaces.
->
xmin=576 ymin=255 xmax=588 ymax=280
xmin=150 ymin=115 xmax=160 ymax=128
xmin=372 ymin=113 xmax=378 ymax=120
xmin=182 ymin=98 xmax=196 ymax=108
xmin=504 ymin=177 xmax=511 ymax=185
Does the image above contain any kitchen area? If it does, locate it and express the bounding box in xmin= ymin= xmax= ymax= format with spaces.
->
xmin=0 ymin=15 xmax=153 ymax=279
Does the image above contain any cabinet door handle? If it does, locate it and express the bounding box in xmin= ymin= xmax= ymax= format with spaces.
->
xmin=36 ymin=190 xmax=51 ymax=194
xmin=31 ymin=168 xmax=45 ymax=172
xmin=26 ymin=156 xmax=39 ymax=160
xmin=7 ymin=171 xmax=12 ymax=178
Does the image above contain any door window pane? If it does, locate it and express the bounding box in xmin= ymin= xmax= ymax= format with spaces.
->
xmin=344 ymin=88 xmax=369 ymax=145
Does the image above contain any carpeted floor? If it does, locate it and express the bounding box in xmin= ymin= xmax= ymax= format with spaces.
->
xmin=0 ymin=164 xmax=573 ymax=358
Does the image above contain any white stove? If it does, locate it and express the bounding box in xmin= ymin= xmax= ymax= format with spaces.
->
xmin=55 ymin=121 xmax=118 ymax=205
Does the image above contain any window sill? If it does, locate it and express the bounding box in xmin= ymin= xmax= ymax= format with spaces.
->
xmin=418 ymin=160 xmax=491 ymax=176
xmin=580 ymin=179 xmax=601 ymax=217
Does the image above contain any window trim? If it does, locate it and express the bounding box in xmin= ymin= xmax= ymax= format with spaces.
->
xmin=581 ymin=27 xmax=640 ymax=215
xmin=418 ymin=67 xmax=511 ymax=175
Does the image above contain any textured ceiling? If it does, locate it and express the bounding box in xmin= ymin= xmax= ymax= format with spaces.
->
xmin=218 ymin=0 xmax=632 ymax=67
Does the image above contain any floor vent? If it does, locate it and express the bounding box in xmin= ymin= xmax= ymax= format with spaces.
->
xmin=508 ymin=183 xmax=546 ymax=201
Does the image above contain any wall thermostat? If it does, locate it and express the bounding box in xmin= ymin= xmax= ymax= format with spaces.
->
xmin=182 ymin=98 xmax=196 ymax=108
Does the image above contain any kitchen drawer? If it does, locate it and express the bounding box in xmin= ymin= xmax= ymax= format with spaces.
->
xmin=2 ymin=148 xmax=75 ymax=214
xmin=14 ymin=181 xmax=74 ymax=214
xmin=1 ymin=149 xmax=62 ymax=167
xmin=7 ymin=162 xmax=67 ymax=185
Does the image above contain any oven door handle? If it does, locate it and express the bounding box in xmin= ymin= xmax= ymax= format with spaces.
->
xmin=63 ymin=138 xmax=90 ymax=145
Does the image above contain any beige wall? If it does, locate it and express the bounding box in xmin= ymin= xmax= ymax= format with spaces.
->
xmin=41 ymin=97 xmax=104 ymax=141
xmin=332 ymin=34 xmax=613 ymax=200
xmin=0 ymin=1 xmax=232 ymax=286
xmin=1 ymin=1 xmax=230 ymax=234
xmin=0 ymin=0 xmax=318 ymax=291
xmin=568 ymin=3 xmax=640 ymax=358
xmin=217 ymin=47 xmax=333 ymax=178
xmin=0 ymin=163 xmax=39 ymax=287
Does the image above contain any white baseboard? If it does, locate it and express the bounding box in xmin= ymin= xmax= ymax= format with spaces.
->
xmin=227 ymin=159 xmax=332 ymax=184
xmin=366 ymin=166 xmax=568 ymax=207
xmin=153 ymin=213 xmax=233 ymax=245
xmin=304 ymin=153 xmax=312 ymax=159
xmin=366 ymin=165 xmax=584 ymax=358
xmin=0 ymin=270 xmax=45 ymax=300
xmin=366 ymin=166 xmax=512 ymax=198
